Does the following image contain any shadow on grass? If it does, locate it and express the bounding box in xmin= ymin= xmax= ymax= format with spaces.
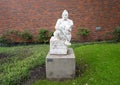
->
xmin=76 ymin=61 xmax=88 ymax=77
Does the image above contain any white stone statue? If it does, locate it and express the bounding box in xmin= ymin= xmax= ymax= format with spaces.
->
xmin=54 ymin=10 xmax=73 ymax=45
xmin=50 ymin=10 xmax=74 ymax=54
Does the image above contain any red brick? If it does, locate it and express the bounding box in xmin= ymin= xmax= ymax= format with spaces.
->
xmin=0 ymin=0 xmax=120 ymax=42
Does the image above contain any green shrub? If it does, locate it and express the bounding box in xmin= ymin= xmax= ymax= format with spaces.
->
xmin=49 ymin=31 xmax=54 ymax=37
xmin=21 ymin=30 xmax=33 ymax=40
xmin=8 ymin=30 xmax=21 ymax=36
xmin=113 ymin=26 xmax=120 ymax=42
xmin=77 ymin=27 xmax=90 ymax=42
xmin=0 ymin=36 xmax=15 ymax=46
xmin=0 ymin=36 xmax=7 ymax=46
xmin=77 ymin=27 xmax=90 ymax=36
xmin=37 ymin=29 xmax=49 ymax=43
xmin=0 ymin=30 xmax=21 ymax=46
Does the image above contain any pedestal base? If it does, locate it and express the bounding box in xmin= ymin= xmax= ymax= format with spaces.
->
xmin=46 ymin=48 xmax=75 ymax=79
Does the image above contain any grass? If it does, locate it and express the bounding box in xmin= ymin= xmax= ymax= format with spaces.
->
xmin=0 ymin=45 xmax=49 ymax=85
xmin=74 ymin=43 xmax=120 ymax=85
xmin=34 ymin=43 xmax=120 ymax=85
xmin=0 ymin=43 xmax=120 ymax=85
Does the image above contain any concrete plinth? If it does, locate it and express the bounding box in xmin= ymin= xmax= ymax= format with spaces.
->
xmin=46 ymin=48 xmax=75 ymax=79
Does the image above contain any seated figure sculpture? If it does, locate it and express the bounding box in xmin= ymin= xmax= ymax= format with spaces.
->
xmin=50 ymin=10 xmax=73 ymax=54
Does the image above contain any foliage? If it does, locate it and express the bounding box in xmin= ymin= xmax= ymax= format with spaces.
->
xmin=113 ymin=26 xmax=120 ymax=42
xmin=0 ymin=37 xmax=7 ymax=46
xmin=49 ymin=31 xmax=54 ymax=37
xmin=0 ymin=36 xmax=15 ymax=46
xmin=0 ymin=45 xmax=49 ymax=85
xmin=37 ymin=29 xmax=49 ymax=43
xmin=0 ymin=29 xmax=54 ymax=45
xmin=8 ymin=30 xmax=21 ymax=36
xmin=21 ymin=30 xmax=33 ymax=40
xmin=77 ymin=27 xmax=90 ymax=36
xmin=0 ymin=30 xmax=21 ymax=46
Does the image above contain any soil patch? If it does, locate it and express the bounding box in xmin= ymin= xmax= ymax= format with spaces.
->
xmin=0 ymin=53 xmax=11 ymax=59
xmin=76 ymin=63 xmax=88 ymax=77
xmin=22 ymin=64 xmax=46 ymax=85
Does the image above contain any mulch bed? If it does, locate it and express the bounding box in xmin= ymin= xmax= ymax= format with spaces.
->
xmin=22 ymin=64 xmax=46 ymax=85
xmin=0 ymin=53 xmax=11 ymax=59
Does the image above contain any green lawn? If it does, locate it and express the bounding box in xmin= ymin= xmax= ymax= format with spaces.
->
xmin=0 ymin=43 xmax=120 ymax=85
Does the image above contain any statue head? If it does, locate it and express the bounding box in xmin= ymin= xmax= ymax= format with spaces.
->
xmin=62 ymin=10 xmax=69 ymax=20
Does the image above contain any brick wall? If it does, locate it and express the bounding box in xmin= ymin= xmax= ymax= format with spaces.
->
xmin=0 ymin=0 xmax=120 ymax=42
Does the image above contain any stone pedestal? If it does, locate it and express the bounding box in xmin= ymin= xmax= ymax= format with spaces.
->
xmin=46 ymin=48 xmax=75 ymax=79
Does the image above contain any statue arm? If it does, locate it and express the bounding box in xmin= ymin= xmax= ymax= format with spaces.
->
xmin=55 ymin=19 xmax=61 ymax=30
xmin=70 ymin=20 xmax=74 ymax=27
xmin=69 ymin=20 xmax=74 ymax=31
